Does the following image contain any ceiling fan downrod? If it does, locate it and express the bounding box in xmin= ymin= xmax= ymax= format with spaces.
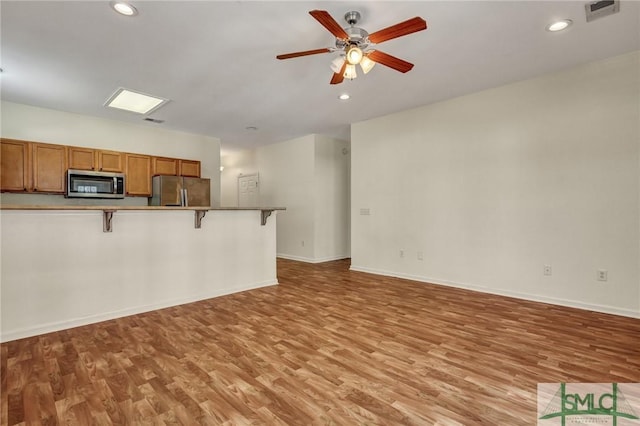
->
xmin=344 ymin=11 xmax=361 ymax=26
xmin=337 ymin=11 xmax=369 ymax=51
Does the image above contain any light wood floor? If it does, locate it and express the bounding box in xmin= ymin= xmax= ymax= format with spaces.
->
xmin=2 ymin=258 xmax=639 ymax=425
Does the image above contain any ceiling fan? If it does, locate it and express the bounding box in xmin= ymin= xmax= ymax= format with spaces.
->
xmin=276 ymin=10 xmax=427 ymax=84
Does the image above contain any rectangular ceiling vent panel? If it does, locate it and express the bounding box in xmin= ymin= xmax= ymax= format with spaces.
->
xmin=585 ymin=0 xmax=620 ymax=22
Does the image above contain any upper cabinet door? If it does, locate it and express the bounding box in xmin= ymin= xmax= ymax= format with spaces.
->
xmin=179 ymin=159 xmax=201 ymax=177
xmin=153 ymin=157 xmax=179 ymax=176
xmin=32 ymin=143 xmax=67 ymax=193
xmin=1 ymin=139 xmax=31 ymax=191
xmin=125 ymin=153 xmax=152 ymax=196
xmin=98 ymin=150 xmax=124 ymax=172
xmin=68 ymin=146 xmax=96 ymax=171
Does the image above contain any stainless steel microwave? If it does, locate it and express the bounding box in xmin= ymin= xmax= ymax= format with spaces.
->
xmin=66 ymin=169 xmax=125 ymax=199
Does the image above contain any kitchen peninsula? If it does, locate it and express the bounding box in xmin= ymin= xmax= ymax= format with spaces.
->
xmin=0 ymin=205 xmax=284 ymax=342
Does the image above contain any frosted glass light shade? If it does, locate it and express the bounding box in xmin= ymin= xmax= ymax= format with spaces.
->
xmin=343 ymin=64 xmax=357 ymax=80
xmin=346 ymin=46 xmax=363 ymax=65
xmin=360 ymin=56 xmax=376 ymax=74
xmin=330 ymin=57 xmax=346 ymax=73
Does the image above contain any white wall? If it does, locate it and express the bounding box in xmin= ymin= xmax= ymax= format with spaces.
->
xmin=257 ymin=135 xmax=316 ymax=260
xmin=220 ymin=149 xmax=258 ymax=207
xmin=314 ymin=135 xmax=350 ymax=262
xmin=246 ymin=134 xmax=350 ymax=263
xmin=1 ymin=101 xmax=221 ymax=206
xmin=1 ymin=209 xmax=278 ymax=342
xmin=351 ymin=51 xmax=640 ymax=318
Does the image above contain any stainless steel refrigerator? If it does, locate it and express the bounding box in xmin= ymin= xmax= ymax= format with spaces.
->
xmin=149 ymin=175 xmax=211 ymax=207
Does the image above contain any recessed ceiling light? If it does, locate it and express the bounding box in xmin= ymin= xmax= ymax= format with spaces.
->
xmin=546 ymin=19 xmax=573 ymax=32
xmin=339 ymin=93 xmax=350 ymax=100
xmin=105 ymin=88 xmax=168 ymax=114
xmin=110 ymin=1 xmax=138 ymax=16
xmin=246 ymin=126 xmax=258 ymax=131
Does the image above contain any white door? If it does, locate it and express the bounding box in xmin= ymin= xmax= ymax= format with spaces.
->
xmin=238 ymin=174 xmax=260 ymax=207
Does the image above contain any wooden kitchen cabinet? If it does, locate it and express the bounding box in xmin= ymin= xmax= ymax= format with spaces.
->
xmin=68 ymin=147 xmax=123 ymax=172
xmin=153 ymin=157 xmax=179 ymax=176
xmin=125 ymin=153 xmax=152 ymax=196
xmin=179 ymin=159 xmax=201 ymax=177
xmin=1 ymin=138 xmax=31 ymax=191
xmin=68 ymin=146 xmax=96 ymax=170
xmin=97 ymin=150 xmax=124 ymax=172
xmin=32 ymin=143 xmax=67 ymax=193
xmin=2 ymin=139 xmax=201 ymax=197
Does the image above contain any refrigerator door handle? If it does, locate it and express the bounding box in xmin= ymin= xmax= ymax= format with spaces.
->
xmin=182 ymin=189 xmax=188 ymax=207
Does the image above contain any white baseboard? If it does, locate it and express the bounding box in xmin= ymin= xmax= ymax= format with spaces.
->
xmin=1 ymin=279 xmax=278 ymax=343
xmin=277 ymin=253 xmax=350 ymax=264
xmin=349 ymin=265 xmax=640 ymax=319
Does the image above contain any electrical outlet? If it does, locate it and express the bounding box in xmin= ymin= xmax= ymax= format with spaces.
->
xmin=399 ymin=250 xmax=404 ymax=258
xmin=359 ymin=208 xmax=370 ymax=216
xmin=417 ymin=251 xmax=423 ymax=261
xmin=544 ymin=265 xmax=552 ymax=276
xmin=301 ymin=240 xmax=305 ymax=247
xmin=597 ymin=269 xmax=608 ymax=282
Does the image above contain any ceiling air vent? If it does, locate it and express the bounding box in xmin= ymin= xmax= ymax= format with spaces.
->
xmin=143 ymin=117 xmax=164 ymax=124
xmin=585 ymin=0 xmax=620 ymax=22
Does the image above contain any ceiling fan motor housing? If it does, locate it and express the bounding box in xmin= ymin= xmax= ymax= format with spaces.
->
xmin=336 ymin=26 xmax=370 ymax=50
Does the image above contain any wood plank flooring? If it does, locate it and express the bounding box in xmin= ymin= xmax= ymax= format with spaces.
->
xmin=2 ymin=258 xmax=639 ymax=425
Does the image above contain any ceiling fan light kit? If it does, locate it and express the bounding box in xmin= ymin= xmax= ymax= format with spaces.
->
xmin=359 ymin=56 xmax=376 ymax=74
xmin=346 ymin=46 xmax=363 ymax=65
xmin=276 ymin=9 xmax=427 ymax=85
xmin=344 ymin=64 xmax=358 ymax=80
xmin=330 ymin=56 xmax=346 ymax=73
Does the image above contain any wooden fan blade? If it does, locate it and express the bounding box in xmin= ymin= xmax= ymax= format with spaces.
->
xmin=330 ymin=61 xmax=347 ymax=85
xmin=310 ymin=10 xmax=349 ymax=40
xmin=368 ymin=17 xmax=427 ymax=44
xmin=367 ymin=50 xmax=414 ymax=73
xmin=276 ymin=48 xmax=331 ymax=60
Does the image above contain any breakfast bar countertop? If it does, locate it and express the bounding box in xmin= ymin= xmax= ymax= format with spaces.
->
xmin=0 ymin=205 xmax=286 ymax=231
xmin=0 ymin=205 xmax=285 ymax=211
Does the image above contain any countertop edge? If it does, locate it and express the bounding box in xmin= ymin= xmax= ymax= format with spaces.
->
xmin=0 ymin=205 xmax=286 ymax=211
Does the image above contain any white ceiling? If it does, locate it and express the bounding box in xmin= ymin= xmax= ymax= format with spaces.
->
xmin=1 ymin=1 xmax=639 ymax=154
